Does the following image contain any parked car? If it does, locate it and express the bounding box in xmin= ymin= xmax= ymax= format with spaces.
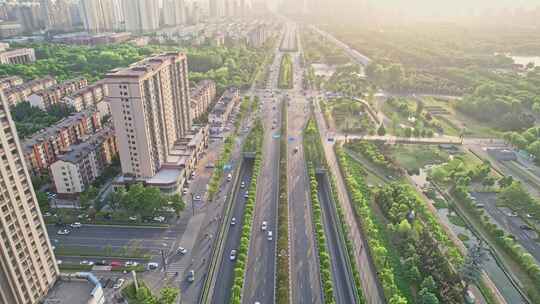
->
xmin=70 ymin=222 xmax=82 ymax=228
xmin=177 ymin=247 xmax=187 ymax=255
xmin=520 ymin=225 xmax=533 ymax=231
xmin=227 ymin=173 xmax=233 ymax=181
xmin=57 ymin=229 xmax=70 ymax=235
xmin=261 ymin=221 xmax=267 ymax=231
xmin=113 ymin=279 xmax=125 ymax=289
xmin=110 ymin=261 xmax=122 ymax=268
xmin=153 ymin=216 xmax=165 ymax=223
xmin=125 ymin=261 xmax=139 ymax=267
xmin=187 ymin=270 xmax=195 ymax=283
xmin=229 ymin=250 xmax=237 ymax=261
xmin=206 ymin=163 xmax=215 ymax=169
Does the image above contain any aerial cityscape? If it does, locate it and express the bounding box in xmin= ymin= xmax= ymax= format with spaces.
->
xmin=0 ymin=0 xmax=539 ymax=304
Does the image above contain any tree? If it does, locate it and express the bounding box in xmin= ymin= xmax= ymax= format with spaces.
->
xmin=36 ymin=192 xmax=50 ymax=211
xmin=497 ymin=181 xmax=533 ymax=208
xmin=460 ymin=242 xmax=488 ymax=292
xmin=421 ymin=276 xmax=437 ymax=292
xmin=498 ymin=176 xmax=513 ymax=188
xmin=158 ymin=287 xmax=179 ymax=304
xmin=418 ymin=288 xmax=440 ymax=304
xmin=416 ymin=99 xmax=424 ymax=117
xmin=377 ymin=124 xmax=387 ymax=136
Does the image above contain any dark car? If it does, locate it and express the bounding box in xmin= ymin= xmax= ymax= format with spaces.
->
xmin=520 ymin=225 xmax=533 ymax=231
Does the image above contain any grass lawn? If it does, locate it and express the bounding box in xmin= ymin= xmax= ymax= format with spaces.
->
xmin=422 ymin=97 xmax=500 ymax=138
xmin=390 ymin=144 xmax=450 ymax=173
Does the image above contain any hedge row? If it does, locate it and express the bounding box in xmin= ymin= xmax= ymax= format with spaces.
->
xmin=307 ymin=164 xmax=335 ymax=303
xmin=229 ymin=122 xmax=264 ymax=304
xmin=336 ymin=147 xmax=408 ymax=304
xmin=452 ymin=185 xmax=540 ymax=302
xmin=276 ymin=99 xmax=290 ymax=304
xmin=278 ymin=53 xmax=293 ymax=89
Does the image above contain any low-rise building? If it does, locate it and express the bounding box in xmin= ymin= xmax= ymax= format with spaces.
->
xmin=52 ymin=32 xmax=131 ymax=45
xmin=50 ymin=127 xmax=118 ymax=195
xmin=63 ymin=81 xmax=107 ymax=111
xmin=22 ymin=108 xmax=102 ymax=175
xmin=44 ymin=272 xmax=105 ymax=304
xmin=0 ymin=47 xmax=36 ymax=64
xmin=190 ymin=79 xmax=216 ymax=121
xmin=3 ymin=76 xmax=57 ymax=107
xmin=28 ymin=77 xmax=88 ymax=110
xmin=0 ymin=21 xmax=23 ymax=38
xmin=209 ymin=87 xmax=240 ymax=131
xmin=0 ymin=75 xmax=23 ymax=90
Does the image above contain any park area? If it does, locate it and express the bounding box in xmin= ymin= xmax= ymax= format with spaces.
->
xmin=321 ymin=98 xmax=376 ymax=134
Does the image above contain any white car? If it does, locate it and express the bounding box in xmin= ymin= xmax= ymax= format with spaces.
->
xmin=113 ymin=278 xmax=125 ymax=289
xmin=125 ymin=261 xmax=139 ymax=267
xmin=153 ymin=216 xmax=165 ymax=223
xmin=187 ymin=270 xmax=195 ymax=282
xmin=261 ymin=221 xmax=267 ymax=231
xmin=56 ymin=260 xmax=63 ymax=265
xmin=240 ymin=181 xmax=246 ymax=188
xmin=70 ymin=222 xmax=82 ymax=228
xmin=244 ymin=191 xmax=249 ymax=198
xmin=177 ymin=247 xmax=187 ymax=255
xmin=57 ymin=229 xmax=70 ymax=235
xmin=182 ymin=188 xmax=188 ymax=195
xmin=129 ymin=216 xmax=138 ymax=221
xmin=229 ymin=250 xmax=237 ymax=261
xmin=267 ymin=231 xmax=273 ymax=241
xmin=194 ymin=195 xmax=202 ymax=201
xmin=147 ymin=262 xmax=159 ymax=270
xmin=231 ymin=217 xmax=236 ymax=226
xmin=80 ymin=260 xmax=94 ymax=266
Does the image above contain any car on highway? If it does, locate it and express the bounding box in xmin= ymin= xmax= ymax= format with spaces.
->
xmin=193 ymin=195 xmax=202 ymax=201
xmin=110 ymin=261 xmax=122 ymax=268
xmin=70 ymin=222 xmax=82 ymax=228
xmin=187 ymin=270 xmax=195 ymax=283
xmin=56 ymin=259 xmax=62 ymax=265
xmin=244 ymin=191 xmax=249 ymax=198
xmin=231 ymin=217 xmax=236 ymax=226
xmin=57 ymin=229 xmax=70 ymax=235
xmin=125 ymin=261 xmax=139 ymax=267
xmin=129 ymin=216 xmax=137 ymax=221
xmin=113 ymin=278 xmax=125 ymax=289
xmin=227 ymin=173 xmax=233 ymax=181
xmin=229 ymin=250 xmax=237 ymax=261
xmin=507 ymin=212 xmax=518 ymax=217
xmin=293 ymin=147 xmax=299 ymax=153
xmin=240 ymin=181 xmax=246 ymax=188
xmin=177 ymin=247 xmax=187 ymax=255
xmin=267 ymin=231 xmax=273 ymax=241
xmin=80 ymin=260 xmax=94 ymax=266
xmin=147 ymin=262 xmax=159 ymax=270
xmin=261 ymin=221 xmax=267 ymax=231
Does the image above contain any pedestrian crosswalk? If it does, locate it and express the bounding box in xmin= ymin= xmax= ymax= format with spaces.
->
xmin=165 ymin=259 xmax=187 ymax=282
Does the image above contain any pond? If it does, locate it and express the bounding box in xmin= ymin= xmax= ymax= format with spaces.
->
xmin=409 ymin=167 xmax=527 ymax=304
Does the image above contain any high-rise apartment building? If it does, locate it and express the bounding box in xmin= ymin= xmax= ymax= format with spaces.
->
xmin=122 ymin=0 xmax=159 ymax=32
xmin=0 ymin=93 xmax=59 ymax=303
xmin=105 ymin=52 xmax=191 ymax=179
xmin=40 ymin=0 xmax=73 ymax=31
xmin=80 ymin=0 xmax=116 ymax=33
xmin=163 ymin=0 xmax=186 ymax=26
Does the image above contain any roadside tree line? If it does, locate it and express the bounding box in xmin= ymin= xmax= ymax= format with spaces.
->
xmin=278 ymin=54 xmax=293 ymax=89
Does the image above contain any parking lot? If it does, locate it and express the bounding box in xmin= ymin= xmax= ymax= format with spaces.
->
xmin=471 ymin=192 xmax=540 ymax=263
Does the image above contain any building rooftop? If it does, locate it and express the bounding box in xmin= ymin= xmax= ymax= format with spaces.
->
xmin=106 ymin=52 xmax=186 ymax=78
xmin=22 ymin=108 xmax=98 ymax=150
xmin=44 ymin=273 xmax=102 ymax=304
xmin=55 ymin=128 xmax=114 ymax=164
xmin=211 ymin=88 xmax=238 ymax=115
xmin=4 ymin=76 xmax=55 ymax=94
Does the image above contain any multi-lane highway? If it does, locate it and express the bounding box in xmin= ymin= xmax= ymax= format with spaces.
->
xmin=211 ymin=159 xmax=254 ymax=303
xmin=317 ymin=173 xmax=359 ymax=304
xmin=241 ymin=39 xmax=283 ymax=304
xmin=287 ymin=26 xmax=324 ymax=303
